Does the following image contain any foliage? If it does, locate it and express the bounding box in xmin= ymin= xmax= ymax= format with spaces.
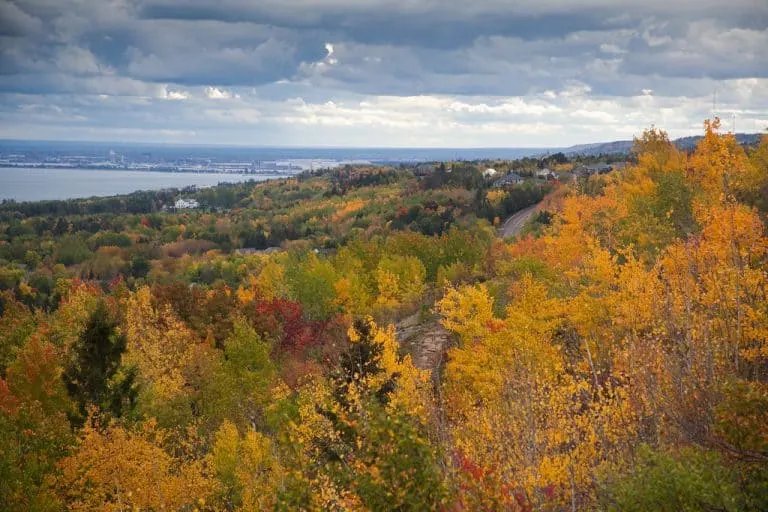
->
xmin=0 ymin=122 xmax=766 ymax=510
xmin=57 ymin=419 xmax=213 ymax=511
xmin=62 ymin=299 xmax=137 ymax=424
xmin=597 ymin=445 xmax=764 ymax=511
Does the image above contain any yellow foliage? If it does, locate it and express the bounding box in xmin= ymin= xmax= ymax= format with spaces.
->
xmin=123 ymin=287 xmax=198 ymax=402
xmin=331 ymin=199 xmax=367 ymax=223
xmin=437 ymin=284 xmax=497 ymax=344
xmin=254 ymin=259 xmax=288 ymax=301
xmin=374 ymin=255 xmax=426 ymax=312
xmin=208 ymin=420 xmax=283 ymax=510
xmin=486 ymin=189 xmax=507 ymax=207
xmin=442 ymin=124 xmax=768 ymax=508
xmin=372 ymin=321 xmax=431 ymax=419
xmin=57 ymin=420 xmax=213 ymax=511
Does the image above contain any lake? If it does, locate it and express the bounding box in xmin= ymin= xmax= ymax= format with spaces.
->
xmin=0 ymin=168 xmax=282 ymax=202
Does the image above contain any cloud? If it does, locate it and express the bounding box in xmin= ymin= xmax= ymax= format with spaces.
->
xmin=324 ymin=43 xmax=337 ymax=65
xmin=204 ymin=86 xmax=237 ymax=99
xmin=0 ymin=0 xmax=43 ymax=36
xmin=1 ymin=0 xmax=766 ymax=145
xmin=160 ymin=85 xmax=188 ymax=100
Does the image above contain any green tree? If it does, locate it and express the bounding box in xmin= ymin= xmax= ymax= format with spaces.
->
xmin=598 ymin=446 xmax=752 ymax=512
xmin=199 ymin=318 xmax=276 ymax=432
xmin=62 ymin=299 xmax=137 ymax=424
xmin=285 ymin=318 xmax=448 ymax=510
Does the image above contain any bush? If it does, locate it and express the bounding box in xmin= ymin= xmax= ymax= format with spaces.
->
xmin=56 ymin=236 xmax=93 ymax=266
xmin=597 ymin=445 xmax=756 ymax=512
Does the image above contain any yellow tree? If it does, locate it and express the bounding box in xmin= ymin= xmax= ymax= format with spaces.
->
xmin=440 ymin=276 xmax=636 ymax=510
xmin=283 ymin=318 xmax=445 ymax=510
xmin=374 ymin=255 xmax=426 ymax=316
xmin=689 ymin=118 xmax=756 ymax=205
xmin=57 ymin=419 xmax=213 ymax=511
xmin=207 ymin=420 xmax=283 ymax=511
xmin=122 ymin=286 xmax=214 ymax=424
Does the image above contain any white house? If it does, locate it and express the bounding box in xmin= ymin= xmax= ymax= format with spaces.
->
xmin=483 ymin=168 xmax=498 ymax=178
xmin=174 ymin=198 xmax=200 ymax=209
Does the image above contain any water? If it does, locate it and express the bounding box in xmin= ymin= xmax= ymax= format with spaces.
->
xmin=0 ymin=168 xmax=279 ymax=202
xmin=0 ymin=140 xmax=548 ymax=165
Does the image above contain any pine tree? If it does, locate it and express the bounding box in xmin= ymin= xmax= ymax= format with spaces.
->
xmin=332 ymin=317 xmax=398 ymax=408
xmin=63 ymin=299 xmax=137 ymax=423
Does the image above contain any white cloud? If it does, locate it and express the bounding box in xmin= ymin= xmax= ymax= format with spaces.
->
xmin=167 ymin=90 xmax=189 ymax=100
xmin=599 ymin=43 xmax=626 ymax=55
xmin=204 ymin=86 xmax=238 ymax=99
xmin=159 ymin=85 xmax=189 ymax=100
xmin=325 ymin=42 xmax=338 ymax=65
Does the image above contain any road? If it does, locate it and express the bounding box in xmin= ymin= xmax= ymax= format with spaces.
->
xmin=499 ymin=203 xmax=540 ymax=238
xmin=394 ymin=202 xmax=543 ymax=375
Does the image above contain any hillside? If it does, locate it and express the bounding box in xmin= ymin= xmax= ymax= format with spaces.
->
xmin=561 ymin=131 xmax=762 ymax=156
xmin=1 ymin=123 xmax=767 ymax=510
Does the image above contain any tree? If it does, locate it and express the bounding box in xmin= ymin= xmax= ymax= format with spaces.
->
xmin=57 ymin=420 xmax=213 ymax=511
xmin=123 ymin=286 xmax=208 ymax=425
xmin=281 ymin=318 xmax=447 ymax=510
xmin=598 ymin=446 xmax=749 ymax=512
xmin=0 ymin=291 xmax=37 ymax=376
xmin=199 ymin=318 xmax=277 ymax=432
xmin=62 ymin=299 xmax=137 ymax=424
xmin=374 ymin=255 xmax=426 ymax=315
xmin=208 ymin=420 xmax=283 ymax=510
xmin=0 ymin=335 xmax=73 ymax=511
xmin=129 ymin=255 xmax=151 ymax=278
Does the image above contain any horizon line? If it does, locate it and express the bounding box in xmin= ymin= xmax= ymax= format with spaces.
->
xmin=0 ymin=131 xmax=763 ymax=151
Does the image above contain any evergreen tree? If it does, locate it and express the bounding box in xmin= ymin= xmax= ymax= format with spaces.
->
xmin=332 ymin=317 xmax=398 ymax=408
xmin=52 ymin=217 xmax=69 ymax=236
xmin=63 ymin=299 xmax=137 ymax=424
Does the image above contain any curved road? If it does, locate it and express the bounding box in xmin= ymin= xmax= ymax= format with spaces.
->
xmin=499 ymin=203 xmax=540 ymax=238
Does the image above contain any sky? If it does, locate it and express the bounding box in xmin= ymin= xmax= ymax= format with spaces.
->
xmin=1 ymin=0 xmax=767 ymax=147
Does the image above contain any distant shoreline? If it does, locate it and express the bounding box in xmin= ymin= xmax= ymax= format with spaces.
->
xmin=0 ymin=167 xmax=279 ymax=202
xmin=0 ymin=164 xmax=292 ymax=175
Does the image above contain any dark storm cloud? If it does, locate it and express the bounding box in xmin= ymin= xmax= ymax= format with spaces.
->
xmin=138 ymin=0 xmax=617 ymax=49
xmin=0 ymin=1 xmax=42 ymax=36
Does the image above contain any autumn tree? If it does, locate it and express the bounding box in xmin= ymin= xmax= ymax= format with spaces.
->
xmin=208 ymin=420 xmax=284 ymax=510
xmin=281 ymin=318 xmax=447 ymax=510
xmin=0 ymin=335 xmax=72 ymax=511
xmin=199 ymin=318 xmax=277 ymax=432
xmin=57 ymin=419 xmax=213 ymax=510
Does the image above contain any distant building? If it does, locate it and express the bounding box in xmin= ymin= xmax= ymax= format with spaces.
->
xmin=535 ymin=168 xmax=556 ymax=180
xmin=174 ymin=198 xmax=200 ymax=209
xmin=483 ymin=168 xmax=498 ymax=178
xmin=573 ymin=163 xmax=613 ymax=177
xmin=413 ymin=163 xmax=437 ymax=176
xmin=493 ymin=172 xmax=524 ymax=188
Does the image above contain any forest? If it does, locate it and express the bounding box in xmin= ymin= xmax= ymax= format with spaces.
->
xmin=1 ymin=119 xmax=767 ymax=511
